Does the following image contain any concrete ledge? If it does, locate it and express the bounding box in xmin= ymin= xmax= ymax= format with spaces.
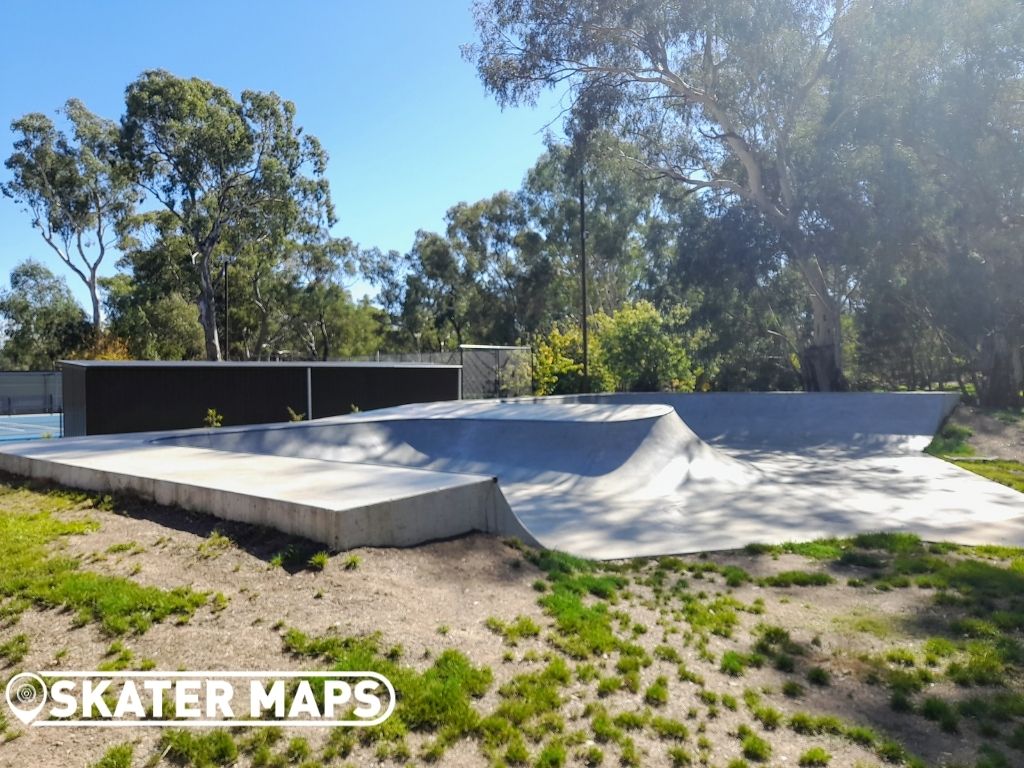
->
xmin=0 ymin=442 xmax=538 ymax=550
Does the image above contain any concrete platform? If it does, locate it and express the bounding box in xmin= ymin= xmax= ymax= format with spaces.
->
xmin=0 ymin=393 xmax=1020 ymax=558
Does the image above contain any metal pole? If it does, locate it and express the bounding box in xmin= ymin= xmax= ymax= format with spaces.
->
xmin=579 ymin=173 xmax=589 ymax=393
xmin=306 ymin=367 xmax=313 ymax=420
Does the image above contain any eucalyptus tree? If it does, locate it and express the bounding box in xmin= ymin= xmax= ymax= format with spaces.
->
xmin=3 ymin=99 xmax=137 ymax=332
xmin=0 ymin=260 xmax=91 ymax=369
xmin=834 ymin=0 xmax=1024 ymax=405
xmin=467 ymin=0 xmax=875 ymax=390
xmin=522 ymin=136 xmax=660 ymax=319
xmin=119 ymin=70 xmax=334 ymax=360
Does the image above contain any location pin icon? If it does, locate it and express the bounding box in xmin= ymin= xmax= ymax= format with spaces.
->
xmin=5 ymin=673 xmax=48 ymax=725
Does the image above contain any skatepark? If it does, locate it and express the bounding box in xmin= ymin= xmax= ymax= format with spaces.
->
xmin=0 ymin=391 xmax=1019 ymax=558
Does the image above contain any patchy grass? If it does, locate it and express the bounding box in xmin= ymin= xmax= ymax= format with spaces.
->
xmin=5 ymin=478 xmax=1024 ymax=767
xmin=953 ymin=459 xmax=1024 ymax=493
xmin=90 ymin=743 xmax=134 ymax=768
xmin=0 ymin=484 xmax=206 ymax=635
xmin=798 ymin=746 xmax=832 ymax=766
xmin=159 ymin=729 xmax=237 ymax=766
xmin=196 ymin=529 xmax=233 ymax=558
xmin=926 ymin=423 xmax=975 ymax=456
xmin=485 ymin=614 xmax=542 ymax=646
xmin=0 ymin=633 xmax=29 ymax=665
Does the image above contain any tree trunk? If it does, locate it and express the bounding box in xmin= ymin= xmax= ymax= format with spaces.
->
xmin=318 ymin=315 xmax=330 ymax=361
xmin=792 ymin=250 xmax=847 ymax=392
xmin=978 ymin=332 xmax=1023 ymax=408
xmin=87 ymin=274 xmax=102 ymax=335
xmin=197 ymin=262 xmax=222 ymax=361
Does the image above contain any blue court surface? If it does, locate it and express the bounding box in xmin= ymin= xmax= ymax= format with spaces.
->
xmin=0 ymin=414 xmax=62 ymax=442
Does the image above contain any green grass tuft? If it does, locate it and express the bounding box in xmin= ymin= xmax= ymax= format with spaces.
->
xmin=926 ymin=423 xmax=974 ymax=456
xmin=308 ymin=551 xmax=329 ymax=571
xmin=91 ymin=743 xmax=134 ymax=768
xmin=798 ymin=746 xmax=831 ymax=766
xmin=759 ymin=570 xmax=834 ymax=588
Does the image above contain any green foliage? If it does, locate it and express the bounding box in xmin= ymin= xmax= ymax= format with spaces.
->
xmin=806 ymin=667 xmax=831 ymax=686
xmin=798 ymin=747 xmax=832 ymax=767
xmin=486 ymin=615 xmax=542 ymax=645
xmin=308 ymin=551 xmax=329 ymax=571
xmin=719 ymin=650 xmax=748 ymax=677
xmin=759 ymin=571 xmax=834 ymax=588
xmin=650 ymin=716 xmax=689 ymax=741
xmin=0 ymin=260 xmax=91 ymax=368
xmin=283 ymin=627 xmax=492 ymax=742
xmin=920 ymin=696 xmax=959 ymax=733
xmin=533 ymin=302 xmax=701 ymax=394
xmin=342 ymin=554 xmax=361 ymax=570
xmin=203 ymin=408 xmax=223 ymax=428
xmin=528 ymin=740 xmax=562 ymax=767
xmin=0 ymin=633 xmax=29 ymax=665
xmin=3 ymin=99 xmax=135 ymax=333
xmin=121 ymin=69 xmax=338 ymax=361
xmin=926 ymin=423 xmax=975 ymax=457
xmin=667 ymin=745 xmax=693 ymax=766
xmin=533 ymin=323 xmax=614 ymax=395
xmin=644 ymin=675 xmax=669 ymax=706
xmin=592 ymin=301 xmax=700 ymax=392
xmin=102 ymin=275 xmax=205 ymax=360
xmin=91 ymin=743 xmax=134 ymax=768
xmin=160 ymin=730 xmax=237 ymax=767
xmin=197 ymin=530 xmax=233 ymax=558
xmin=737 ymin=725 xmax=771 ymax=762
xmin=788 ymin=713 xmax=843 ymax=736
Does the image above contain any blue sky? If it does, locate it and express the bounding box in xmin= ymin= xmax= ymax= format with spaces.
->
xmin=0 ymin=0 xmax=564 ymax=306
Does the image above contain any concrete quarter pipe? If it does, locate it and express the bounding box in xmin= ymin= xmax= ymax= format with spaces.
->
xmin=0 ymin=393 xmax=1021 ymax=558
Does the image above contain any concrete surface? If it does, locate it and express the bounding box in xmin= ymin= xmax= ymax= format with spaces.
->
xmin=0 ymin=392 xmax=1020 ymax=558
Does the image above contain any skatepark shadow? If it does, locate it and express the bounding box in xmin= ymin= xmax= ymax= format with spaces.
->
xmin=513 ymin=454 xmax=1024 ymax=559
xmin=162 ymin=417 xmax=673 ymax=479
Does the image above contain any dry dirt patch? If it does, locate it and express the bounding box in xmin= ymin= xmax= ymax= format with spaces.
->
xmin=0 ymin=480 xmax=1021 ymax=767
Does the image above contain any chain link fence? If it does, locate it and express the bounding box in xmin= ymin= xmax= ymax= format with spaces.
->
xmin=0 ymin=372 xmax=62 ymax=414
xmin=347 ymin=345 xmax=533 ymax=399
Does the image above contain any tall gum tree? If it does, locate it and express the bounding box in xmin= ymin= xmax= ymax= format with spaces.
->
xmin=466 ymin=0 xmax=861 ymax=390
xmin=119 ymin=70 xmax=334 ymax=360
xmin=2 ymin=99 xmax=136 ymax=333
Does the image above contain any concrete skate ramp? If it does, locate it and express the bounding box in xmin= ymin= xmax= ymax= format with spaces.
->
xmin=0 ymin=391 xmax=1021 ymax=559
xmin=154 ymin=402 xmax=757 ymax=493
xmin=531 ymin=392 xmax=961 ymax=452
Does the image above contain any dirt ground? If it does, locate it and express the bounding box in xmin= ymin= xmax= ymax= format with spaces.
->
xmin=1 ymin=480 xmax=1022 ymax=768
xmin=947 ymin=404 xmax=1024 ymax=462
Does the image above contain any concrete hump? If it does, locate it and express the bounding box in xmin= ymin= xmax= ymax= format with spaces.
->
xmin=529 ymin=392 xmax=961 ymax=452
xmin=155 ymin=401 xmax=758 ymax=496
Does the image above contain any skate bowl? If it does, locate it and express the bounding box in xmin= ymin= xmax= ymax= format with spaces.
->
xmin=0 ymin=392 xmax=1022 ymax=558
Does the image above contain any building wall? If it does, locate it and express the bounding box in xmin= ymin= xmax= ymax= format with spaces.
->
xmin=61 ymin=363 xmax=460 ymax=437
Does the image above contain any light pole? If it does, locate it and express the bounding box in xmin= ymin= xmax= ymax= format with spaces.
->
xmin=222 ymin=260 xmax=230 ymax=362
xmin=579 ymin=169 xmax=589 ymax=393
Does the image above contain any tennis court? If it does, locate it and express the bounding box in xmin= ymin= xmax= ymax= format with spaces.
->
xmin=0 ymin=413 xmax=62 ymax=442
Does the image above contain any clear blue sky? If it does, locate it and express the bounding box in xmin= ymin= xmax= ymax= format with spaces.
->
xmin=0 ymin=0 xmax=564 ymax=306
